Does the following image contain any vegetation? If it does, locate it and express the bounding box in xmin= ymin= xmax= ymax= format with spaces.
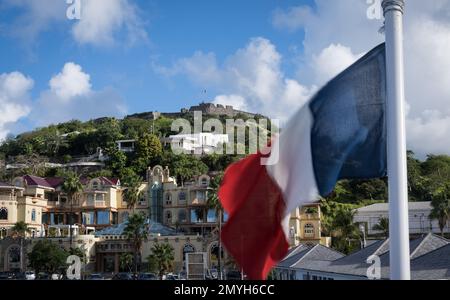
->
xmin=28 ymin=240 xmax=69 ymax=275
xmin=147 ymin=243 xmax=175 ymax=279
xmin=61 ymin=171 xmax=83 ymax=249
xmin=10 ymin=221 xmax=31 ymax=272
xmin=120 ymin=252 xmax=134 ymax=272
xmin=207 ymin=173 xmax=224 ymax=279
xmin=372 ymin=217 xmax=389 ymax=237
xmin=123 ymin=213 xmax=148 ymax=274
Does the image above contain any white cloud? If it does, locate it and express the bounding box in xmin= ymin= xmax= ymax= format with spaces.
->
xmin=1 ymin=0 xmax=148 ymax=48
xmin=156 ymin=38 xmax=315 ymax=121
xmin=49 ymin=62 xmax=91 ymax=101
xmin=72 ymin=0 xmax=148 ymax=47
xmin=0 ymin=72 xmax=33 ymax=140
xmin=272 ymin=0 xmax=450 ymax=157
xmin=31 ymin=62 xmax=127 ymax=126
xmin=312 ymin=43 xmax=363 ymax=85
xmin=213 ymin=95 xmax=248 ymax=112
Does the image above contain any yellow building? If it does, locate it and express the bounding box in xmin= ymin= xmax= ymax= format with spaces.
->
xmin=288 ymin=203 xmax=330 ymax=247
xmin=0 ymin=181 xmax=47 ymax=238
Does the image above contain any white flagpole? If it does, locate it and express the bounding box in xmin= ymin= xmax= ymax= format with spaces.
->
xmin=382 ymin=0 xmax=411 ymax=280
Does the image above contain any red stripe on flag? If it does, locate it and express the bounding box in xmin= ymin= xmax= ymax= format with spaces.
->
xmin=219 ymin=153 xmax=289 ymax=280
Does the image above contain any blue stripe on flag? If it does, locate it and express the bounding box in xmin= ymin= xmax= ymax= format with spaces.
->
xmin=309 ymin=43 xmax=387 ymax=197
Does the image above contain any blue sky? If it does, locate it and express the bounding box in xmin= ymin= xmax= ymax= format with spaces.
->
xmin=1 ymin=0 xmax=450 ymax=156
xmin=0 ymin=0 xmax=311 ymax=118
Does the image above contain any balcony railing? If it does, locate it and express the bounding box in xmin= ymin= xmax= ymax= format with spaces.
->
xmin=0 ymin=195 xmax=15 ymax=202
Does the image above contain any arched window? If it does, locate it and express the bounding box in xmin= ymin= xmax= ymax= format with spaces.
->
xmin=0 ymin=228 xmax=7 ymax=239
xmin=92 ymin=181 xmax=99 ymax=190
xmin=0 ymin=207 xmax=8 ymax=220
xmin=165 ymin=211 xmax=172 ymax=225
xmin=304 ymin=223 xmax=315 ymax=237
xmin=31 ymin=209 xmax=36 ymax=222
xmin=178 ymin=210 xmax=187 ymax=223
xmin=183 ymin=244 xmax=196 ymax=262
xmin=165 ymin=193 xmax=172 ymax=206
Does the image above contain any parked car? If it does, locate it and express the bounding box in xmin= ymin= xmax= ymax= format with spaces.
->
xmin=25 ymin=271 xmax=36 ymax=280
xmin=112 ymin=273 xmax=134 ymax=280
xmin=36 ymin=273 xmax=50 ymax=280
xmin=165 ymin=273 xmax=179 ymax=280
xmin=0 ymin=272 xmax=14 ymax=280
xmin=226 ymin=270 xmax=242 ymax=280
xmin=137 ymin=273 xmax=157 ymax=280
xmin=87 ymin=273 xmax=105 ymax=280
xmin=51 ymin=273 xmax=63 ymax=280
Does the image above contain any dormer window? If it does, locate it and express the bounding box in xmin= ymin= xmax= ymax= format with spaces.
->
xmin=92 ymin=181 xmax=99 ymax=190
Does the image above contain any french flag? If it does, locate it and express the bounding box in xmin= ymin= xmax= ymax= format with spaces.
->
xmin=219 ymin=44 xmax=387 ymax=280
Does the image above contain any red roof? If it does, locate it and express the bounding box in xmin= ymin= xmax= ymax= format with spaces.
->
xmin=23 ymin=175 xmax=53 ymax=188
xmin=44 ymin=177 xmax=64 ymax=188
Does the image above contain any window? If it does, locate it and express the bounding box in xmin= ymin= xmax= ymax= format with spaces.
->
xmin=223 ymin=212 xmax=229 ymax=222
xmin=122 ymin=211 xmax=129 ymax=222
xmin=92 ymin=181 xmax=99 ymax=190
xmin=31 ymin=209 xmax=36 ymax=222
xmin=304 ymin=223 xmax=315 ymax=237
xmin=97 ymin=211 xmax=110 ymax=225
xmin=178 ymin=210 xmax=187 ymax=223
xmin=87 ymin=194 xmax=94 ymax=205
xmin=165 ymin=193 xmax=172 ymax=206
xmin=207 ymin=209 xmax=216 ymax=223
xmin=0 ymin=207 xmax=7 ymax=220
xmin=191 ymin=209 xmax=204 ymax=223
xmin=83 ymin=212 xmax=95 ymax=225
xmin=183 ymin=244 xmax=196 ymax=262
xmin=0 ymin=228 xmax=7 ymax=239
xmin=201 ymin=178 xmax=208 ymax=186
xmin=178 ymin=192 xmax=187 ymax=203
xmin=196 ymin=191 xmax=205 ymax=201
xmin=165 ymin=211 xmax=172 ymax=224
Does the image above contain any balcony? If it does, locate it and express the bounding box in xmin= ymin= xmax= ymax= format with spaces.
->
xmin=85 ymin=200 xmax=107 ymax=208
xmin=0 ymin=195 xmax=15 ymax=202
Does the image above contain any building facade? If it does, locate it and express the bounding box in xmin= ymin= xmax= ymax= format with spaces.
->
xmin=353 ymin=201 xmax=450 ymax=236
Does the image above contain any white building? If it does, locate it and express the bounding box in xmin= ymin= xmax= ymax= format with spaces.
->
xmin=116 ymin=140 xmax=136 ymax=153
xmin=353 ymin=201 xmax=450 ymax=235
xmin=167 ymin=133 xmax=229 ymax=154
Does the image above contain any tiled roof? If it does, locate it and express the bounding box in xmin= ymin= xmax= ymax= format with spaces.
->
xmin=355 ymin=201 xmax=432 ymax=213
xmin=278 ymin=244 xmax=344 ymax=269
xmin=278 ymin=234 xmax=450 ymax=280
xmin=95 ymin=219 xmax=178 ymax=237
xmin=44 ymin=177 xmax=64 ymax=188
xmin=23 ymin=175 xmax=53 ymax=188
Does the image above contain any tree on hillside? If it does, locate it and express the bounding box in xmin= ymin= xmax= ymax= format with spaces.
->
xmin=123 ymin=213 xmax=148 ymax=274
xmin=133 ymin=133 xmax=163 ymax=174
xmin=28 ymin=240 xmax=69 ymax=275
xmin=163 ymin=153 xmax=208 ymax=185
xmin=105 ymin=146 xmax=128 ymax=176
xmin=62 ymin=171 xmax=83 ymax=249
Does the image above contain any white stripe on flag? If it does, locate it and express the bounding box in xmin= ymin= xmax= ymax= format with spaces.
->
xmin=266 ymin=104 xmax=321 ymax=236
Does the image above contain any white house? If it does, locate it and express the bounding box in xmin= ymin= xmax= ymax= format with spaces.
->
xmin=167 ymin=133 xmax=229 ymax=154
xmin=353 ymin=201 xmax=450 ymax=235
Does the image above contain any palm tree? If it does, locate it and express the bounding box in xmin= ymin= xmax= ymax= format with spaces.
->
xmin=11 ymin=221 xmax=31 ymax=272
xmin=122 ymin=174 xmax=143 ymax=213
xmin=148 ymin=243 xmax=175 ymax=279
xmin=429 ymin=184 xmax=450 ymax=236
xmin=330 ymin=208 xmax=360 ymax=254
xmin=206 ymin=173 xmax=224 ymax=279
xmin=123 ymin=213 xmax=148 ymax=274
xmin=372 ymin=217 xmax=389 ymax=237
xmin=62 ymin=171 xmax=83 ymax=249
xmin=120 ymin=253 xmax=134 ymax=272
